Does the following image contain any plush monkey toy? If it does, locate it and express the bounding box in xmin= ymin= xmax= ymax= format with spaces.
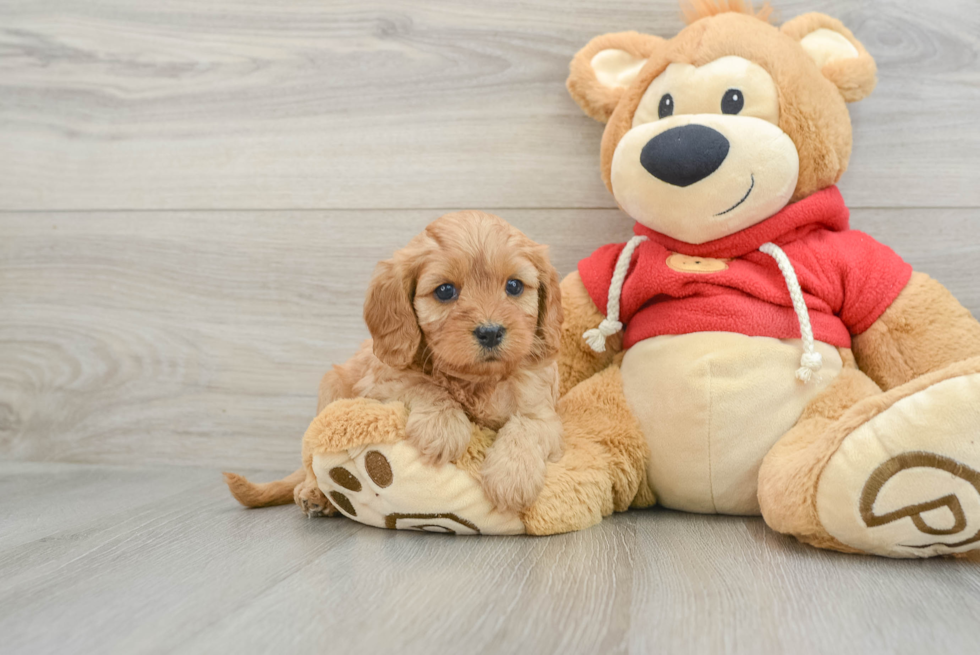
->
xmin=235 ymin=3 xmax=980 ymax=558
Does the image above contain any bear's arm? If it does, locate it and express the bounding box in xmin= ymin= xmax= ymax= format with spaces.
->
xmin=558 ymin=271 xmax=622 ymax=396
xmin=852 ymin=272 xmax=980 ymax=391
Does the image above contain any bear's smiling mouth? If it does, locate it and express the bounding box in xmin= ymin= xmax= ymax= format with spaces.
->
xmin=714 ymin=174 xmax=755 ymax=216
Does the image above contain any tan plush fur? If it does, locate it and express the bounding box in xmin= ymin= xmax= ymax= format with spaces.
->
xmin=759 ymin=355 xmax=980 ymax=553
xmin=755 ymin=267 xmax=980 ymax=554
xmin=295 ymin=399 xmax=500 ymax=516
xmin=558 ymin=2 xmax=980 ymax=555
xmin=566 ymin=32 xmax=667 ymax=123
xmin=754 ymin=274 xmax=980 ymax=554
xmin=780 ymin=13 xmax=878 ymax=103
xmin=757 ymin=351 xmax=879 ymax=553
xmin=603 ymin=15 xmax=858 ymax=202
xmin=226 ymin=211 xmax=565 ymax=514
xmin=522 ymin=362 xmax=650 ymax=535
xmin=852 ymin=272 xmax=980 ymax=391
xmin=295 ymin=363 xmax=651 ymax=537
xmin=296 ymin=398 xmax=410 ymax=516
xmin=681 ymin=0 xmax=773 ymax=25
xmin=557 ymin=271 xmax=621 ymax=396
xmin=567 ymin=11 xmax=876 ymax=202
xmin=296 ymin=397 xmax=499 ymax=515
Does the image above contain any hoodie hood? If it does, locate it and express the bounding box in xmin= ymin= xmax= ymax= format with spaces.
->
xmin=632 ymin=186 xmax=850 ymax=259
xmin=577 ymin=184 xmax=912 ymax=354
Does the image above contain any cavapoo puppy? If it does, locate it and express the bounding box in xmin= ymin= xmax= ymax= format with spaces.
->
xmin=226 ymin=210 xmax=564 ymax=513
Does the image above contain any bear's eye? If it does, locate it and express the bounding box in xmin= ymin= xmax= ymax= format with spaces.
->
xmin=658 ymin=93 xmax=674 ymax=119
xmin=434 ymin=283 xmax=458 ymax=302
xmin=721 ymin=89 xmax=744 ymax=115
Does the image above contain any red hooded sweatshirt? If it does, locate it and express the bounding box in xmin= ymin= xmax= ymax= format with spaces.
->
xmin=578 ymin=186 xmax=912 ymax=350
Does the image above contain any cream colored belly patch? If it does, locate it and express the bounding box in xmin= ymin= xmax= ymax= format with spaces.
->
xmin=621 ymin=333 xmax=843 ymax=515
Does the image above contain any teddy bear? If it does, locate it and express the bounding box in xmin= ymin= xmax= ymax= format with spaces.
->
xmin=553 ymin=2 xmax=980 ymax=558
xmin=250 ymin=2 xmax=980 ymax=558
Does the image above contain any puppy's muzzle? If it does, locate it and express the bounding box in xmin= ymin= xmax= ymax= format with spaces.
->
xmin=473 ymin=324 xmax=506 ymax=350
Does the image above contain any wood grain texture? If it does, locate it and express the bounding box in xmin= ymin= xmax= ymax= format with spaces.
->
xmin=2 ymin=208 xmax=977 ymax=470
xmin=2 ymin=2 xmax=979 ymax=650
xmin=1 ymin=0 xmax=978 ymax=210
xmin=626 ymin=511 xmax=980 ymax=654
xmin=1 ymin=462 xmax=978 ymax=655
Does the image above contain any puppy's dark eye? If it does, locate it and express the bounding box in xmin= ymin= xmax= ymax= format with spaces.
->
xmin=721 ymin=89 xmax=744 ymax=115
xmin=434 ymin=283 xmax=457 ymax=302
xmin=658 ymin=93 xmax=674 ymax=119
xmin=505 ymin=279 xmax=524 ymax=297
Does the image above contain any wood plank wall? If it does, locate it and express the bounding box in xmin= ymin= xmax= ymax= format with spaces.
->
xmin=1 ymin=0 xmax=978 ymax=469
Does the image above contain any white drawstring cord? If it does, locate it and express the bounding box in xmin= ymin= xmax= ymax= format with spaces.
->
xmin=583 ymin=236 xmax=648 ymax=353
xmin=759 ymin=242 xmax=823 ymax=384
xmin=585 ymin=237 xmax=822 ymax=384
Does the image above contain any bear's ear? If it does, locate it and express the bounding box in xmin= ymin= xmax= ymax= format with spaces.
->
xmin=781 ymin=13 xmax=877 ymax=103
xmin=567 ymin=31 xmax=666 ymax=123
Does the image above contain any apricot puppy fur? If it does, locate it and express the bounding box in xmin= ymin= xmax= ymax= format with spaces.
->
xmin=226 ymin=210 xmax=564 ymax=513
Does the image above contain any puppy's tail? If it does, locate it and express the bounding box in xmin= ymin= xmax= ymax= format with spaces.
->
xmin=223 ymin=467 xmax=305 ymax=508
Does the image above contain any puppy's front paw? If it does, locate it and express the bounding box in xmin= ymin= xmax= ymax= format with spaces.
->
xmin=481 ymin=440 xmax=547 ymax=512
xmin=405 ymin=407 xmax=472 ymax=466
xmin=294 ymin=478 xmax=336 ymax=518
xmin=546 ymin=438 xmax=564 ymax=464
xmin=541 ymin=421 xmax=564 ymax=464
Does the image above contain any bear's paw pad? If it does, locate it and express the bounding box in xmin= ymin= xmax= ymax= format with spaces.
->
xmin=312 ymin=441 xmax=525 ymax=535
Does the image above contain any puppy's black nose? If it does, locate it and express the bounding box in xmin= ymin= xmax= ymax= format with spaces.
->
xmin=639 ymin=124 xmax=730 ymax=187
xmin=473 ymin=324 xmax=506 ymax=349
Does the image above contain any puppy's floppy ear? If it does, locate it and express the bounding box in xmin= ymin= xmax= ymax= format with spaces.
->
xmin=781 ymin=13 xmax=877 ymax=103
xmin=363 ymin=257 xmax=421 ymax=369
xmin=527 ymin=245 xmax=564 ymax=363
xmin=567 ymin=31 xmax=666 ymax=123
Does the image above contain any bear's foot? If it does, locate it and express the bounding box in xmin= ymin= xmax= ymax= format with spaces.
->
xmin=302 ymin=398 xmax=522 ymax=534
xmin=816 ymin=366 xmax=980 ymax=558
xmin=311 ymin=441 xmax=525 ymax=535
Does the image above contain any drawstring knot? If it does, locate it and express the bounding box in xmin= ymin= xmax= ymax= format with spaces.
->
xmin=584 ymin=235 xmax=648 ymax=353
xmin=583 ymin=319 xmax=622 ymax=353
xmin=796 ymin=351 xmax=824 ymax=384
xmin=585 ymin=236 xmax=823 ymax=385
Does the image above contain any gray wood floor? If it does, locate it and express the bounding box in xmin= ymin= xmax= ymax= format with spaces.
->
xmin=2 ymin=0 xmax=979 ymax=653
xmin=3 ymin=462 xmax=978 ymax=655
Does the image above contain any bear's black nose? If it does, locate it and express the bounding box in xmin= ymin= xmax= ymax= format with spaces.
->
xmin=639 ymin=124 xmax=730 ymax=187
xmin=473 ymin=324 xmax=506 ymax=349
